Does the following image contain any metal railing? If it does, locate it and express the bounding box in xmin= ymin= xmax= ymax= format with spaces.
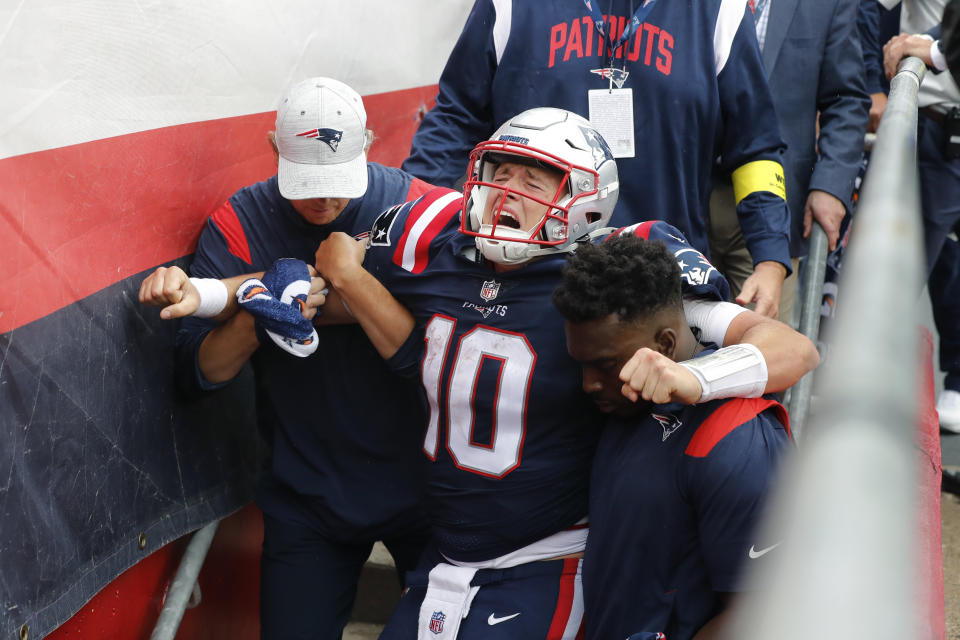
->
xmin=150 ymin=520 xmax=220 ymax=640
xmin=731 ymin=57 xmax=928 ymax=639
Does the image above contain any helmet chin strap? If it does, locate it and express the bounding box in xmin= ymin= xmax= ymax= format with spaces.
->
xmin=521 ymin=226 xmax=617 ymax=258
xmin=478 ymin=226 xmax=617 ymax=265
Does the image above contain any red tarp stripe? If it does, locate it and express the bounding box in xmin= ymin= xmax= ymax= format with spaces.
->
xmin=0 ymin=84 xmax=437 ymax=335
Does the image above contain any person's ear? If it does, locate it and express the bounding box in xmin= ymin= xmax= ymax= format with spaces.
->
xmin=654 ymin=326 xmax=677 ymax=360
xmin=267 ymin=131 xmax=280 ymax=166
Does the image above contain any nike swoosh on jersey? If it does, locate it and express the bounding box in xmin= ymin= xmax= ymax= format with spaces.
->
xmin=748 ymin=542 xmax=781 ymax=559
xmin=487 ymin=612 xmax=521 ymax=625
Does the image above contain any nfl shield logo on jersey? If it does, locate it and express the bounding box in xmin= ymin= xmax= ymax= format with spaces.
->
xmin=480 ymin=279 xmax=501 ymax=302
xmin=429 ymin=610 xmax=446 ymax=634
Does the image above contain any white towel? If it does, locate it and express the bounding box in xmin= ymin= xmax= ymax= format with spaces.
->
xmin=417 ymin=563 xmax=480 ymax=639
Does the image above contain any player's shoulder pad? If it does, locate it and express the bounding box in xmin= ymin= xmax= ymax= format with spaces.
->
xmin=367 ymin=187 xmax=461 ymax=274
xmin=612 ymin=221 xmax=729 ymax=300
xmin=684 ymin=397 xmax=790 ymax=458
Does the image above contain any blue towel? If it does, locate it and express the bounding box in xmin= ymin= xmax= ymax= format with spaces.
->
xmin=237 ymin=258 xmax=318 ymax=357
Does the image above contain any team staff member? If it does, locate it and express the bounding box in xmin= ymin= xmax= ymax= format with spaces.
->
xmin=708 ymin=0 xmax=870 ymax=323
xmin=402 ymin=0 xmax=793 ymax=317
xmin=313 ymin=109 xmax=817 ymax=638
xmin=554 ymin=235 xmax=791 ymax=640
xmin=139 ymin=77 xmax=433 ymax=639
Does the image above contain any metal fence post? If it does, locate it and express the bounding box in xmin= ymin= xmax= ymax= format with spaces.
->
xmin=730 ymin=56 xmax=927 ymax=639
xmin=150 ymin=521 xmax=219 ymax=640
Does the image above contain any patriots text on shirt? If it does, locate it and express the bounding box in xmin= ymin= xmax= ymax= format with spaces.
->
xmin=548 ymin=14 xmax=674 ymax=74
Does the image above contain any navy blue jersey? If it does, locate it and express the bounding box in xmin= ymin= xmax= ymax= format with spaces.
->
xmin=363 ymin=188 xmax=729 ymax=562
xmin=176 ymin=165 xmax=433 ymax=539
xmin=583 ymin=395 xmax=791 ymax=640
xmin=403 ymin=0 xmax=790 ymax=267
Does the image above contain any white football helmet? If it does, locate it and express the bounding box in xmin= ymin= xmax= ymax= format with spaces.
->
xmin=461 ymin=108 xmax=619 ymax=265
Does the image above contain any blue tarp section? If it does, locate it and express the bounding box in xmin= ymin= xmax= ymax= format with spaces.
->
xmin=0 ymin=258 xmax=261 ymax=639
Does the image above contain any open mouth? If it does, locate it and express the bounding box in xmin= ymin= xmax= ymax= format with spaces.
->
xmin=496 ymin=212 xmax=522 ymax=230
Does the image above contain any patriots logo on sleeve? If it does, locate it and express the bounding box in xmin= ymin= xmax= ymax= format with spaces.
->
xmin=652 ymin=413 xmax=683 ymax=441
xmin=675 ymin=247 xmax=717 ymax=288
xmin=369 ymin=204 xmax=403 ymax=247
xmin=624 ymin=221 xmax=729 ymax=300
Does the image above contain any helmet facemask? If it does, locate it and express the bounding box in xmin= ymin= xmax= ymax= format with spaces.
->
xmin=463 ymin=142 xmax=600 ymax=265
xmin=460 ymin=108 xmax=619 ymax=266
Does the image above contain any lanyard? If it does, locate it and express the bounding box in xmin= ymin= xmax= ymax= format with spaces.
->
xmin=581 ymin=0 xmax=659 ymax=70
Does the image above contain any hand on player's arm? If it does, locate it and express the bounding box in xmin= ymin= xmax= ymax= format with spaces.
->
xmin=619 ymin=348 xmax=704 ymax=405
xmin=138 ymin=265 xmax=327 ymax=322
xmin=314 ymin=232 xmax=415 ymax=359
xmin=723 ymin=309 xmax=819 ymax=393
xmin=735 ymin=261 xmax=785 ymax=319
xmin=139 ymin=264 xmax=329 ymax=383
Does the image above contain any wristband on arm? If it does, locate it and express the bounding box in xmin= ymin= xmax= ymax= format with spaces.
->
xmin=683 ymin=298 xmax=746 ymax=346
xmin=189 ymin=277 xmax=229 ymax=318
xmin=678 ymin=343 xmax=768 ymax=403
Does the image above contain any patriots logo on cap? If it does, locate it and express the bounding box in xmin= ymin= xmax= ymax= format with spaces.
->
xmin=296 ymin=127 xmax=343 ymax=152
xmin=652 ymin=413 xmax=682 ymax=441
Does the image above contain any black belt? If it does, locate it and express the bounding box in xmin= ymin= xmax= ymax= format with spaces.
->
xmin=921 ymin=106 xmax=949 ymax=127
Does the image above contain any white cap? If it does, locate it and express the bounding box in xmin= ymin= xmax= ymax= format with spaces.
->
xmin=275 ymin=77 xmax=368 ymax=200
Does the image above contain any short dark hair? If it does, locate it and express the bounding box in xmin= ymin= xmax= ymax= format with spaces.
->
xmin=552 ymin=234 xmax=682 ymax=323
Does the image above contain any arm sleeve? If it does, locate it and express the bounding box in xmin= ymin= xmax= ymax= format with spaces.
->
xmin=385 ymin=325 xmax=427 ymax=378
xmin=174 ymin=217 xmax=255 ymax=397
xmin=717 ymin=6 xmax=791 ymax=270
xmin=640 ymin=221 xmax=732 ymax=301
xmin=858 ymin=0 xmax=887 ymax=94
xmin=686 ymin=408 xmax=791 ymax=591
xmin=401 ymin=0 xmax=499 ymax=187
xmin=808 ymin=0 xmax=871 ymax=212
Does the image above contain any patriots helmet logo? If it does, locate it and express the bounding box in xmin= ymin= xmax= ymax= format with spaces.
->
xmin=578 ymin=124 xmax=615 ymax=168
xmin=296 ymin=127 xmax=343 ymax=152
xmin=652 ymin=413 xmax=683 ymax=442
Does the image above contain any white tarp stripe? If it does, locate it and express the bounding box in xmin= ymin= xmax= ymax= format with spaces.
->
xmin=0 ymin=0 xmax=473 ymax=159
xmin=401 ymin=191 xmax=462 ymax=272
xmin=492 ymin=0 xmax=512 ymax=64
xmin=715 ymin=0 xmax=748 ymax=75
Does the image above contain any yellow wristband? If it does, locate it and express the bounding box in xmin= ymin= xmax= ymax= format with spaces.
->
xmin=731 ymin=160 xmax=787 ymax=204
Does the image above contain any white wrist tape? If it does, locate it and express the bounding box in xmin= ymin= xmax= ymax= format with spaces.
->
xmin=189 ymin=277 xmax=229 ymax=318
xmin=678 ymin=343 xmax=768 ymax=403
xmin=683 ymin=298 xmax=746 ymax=346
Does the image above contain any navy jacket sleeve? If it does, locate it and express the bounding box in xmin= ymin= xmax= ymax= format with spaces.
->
xmin=809 ymin=0 xmax=871 ymax=214
xmin=858 ymin=0 xmax=886 ymax=94
xmin=174 ymin=216 xmax=256 ymax=397
xmin=401 ymin=0 xmax=498 ymax=187
xmin=717 ymin=4 xmax=792 ymax=271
